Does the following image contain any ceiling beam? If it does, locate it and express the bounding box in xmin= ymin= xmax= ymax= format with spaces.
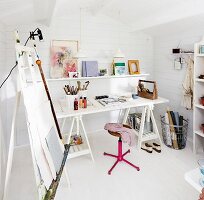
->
xmin=33 ymin=0 xmax=56 ymax=26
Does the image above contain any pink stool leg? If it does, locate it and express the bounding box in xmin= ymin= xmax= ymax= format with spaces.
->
xmin=108 ymin=160 xmax=119 ymax=175
xmin=104 ymin=137 xmax=140 ymax=175
xmin=122 ymin=149 xmax=130 ymax=157
xmin=104 ymin=152 xmax=117 ymax=158
xmin=122 ymin=158 xmax=140 ymax=171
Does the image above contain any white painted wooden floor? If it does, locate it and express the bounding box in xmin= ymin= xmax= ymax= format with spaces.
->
xmin=7 ymin=131 xmax=200 ymax=200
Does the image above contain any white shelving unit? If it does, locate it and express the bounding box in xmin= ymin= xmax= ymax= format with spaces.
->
xmin=193 ymin=41 xmax=204 ymax=153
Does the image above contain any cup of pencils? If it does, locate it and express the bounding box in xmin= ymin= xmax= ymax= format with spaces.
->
xmin=77 ymin=80 xmax=89 ymax=98
xmin=63 ymin=81 xmax=90 ymax=110
xmin=64 ymin=85 xmax=78 ymax=110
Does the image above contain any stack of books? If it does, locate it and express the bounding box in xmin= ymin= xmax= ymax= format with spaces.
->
xmin=128 ymin=113 xmax=153 ymax=134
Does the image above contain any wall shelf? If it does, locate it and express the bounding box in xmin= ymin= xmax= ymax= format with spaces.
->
xmin=195 ymin=78 xmax=204 ymax=83
xmin=172 ymin=52 xmax=194 ymax=56
xmin=27 ymin=73 xmax=150 ymax=82
xmin=195 ymin=104 xmax=204 ymax=110
xmin=195 ymin=54 xmax=204 ymax=57
xmin=195 ymin=130 xmax=204 ymax=137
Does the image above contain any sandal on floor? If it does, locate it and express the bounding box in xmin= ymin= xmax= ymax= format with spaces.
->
xmin=141 ymin=143 xmax=153 ymax=153
xmin=152 ymin=143 xmax=161 ymax=153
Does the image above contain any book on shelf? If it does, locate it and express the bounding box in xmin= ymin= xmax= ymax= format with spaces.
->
xmin=82 ymin=61 xmax=99 ymax=77
xmin=128 ymin=113 xmax=152 ymax=134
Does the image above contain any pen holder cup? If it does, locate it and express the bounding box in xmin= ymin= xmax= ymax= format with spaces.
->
xmin=65 ymin=95 xmax=78 ymax=110
xmin=78 ymin=90 xmax=88 ymax=98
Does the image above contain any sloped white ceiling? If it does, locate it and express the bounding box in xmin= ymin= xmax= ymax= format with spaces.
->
xmin=142 ymin=13 xmax=204 ymax=37
xmin=0 ymin=0 xmax=204 ymax=33
xmin=0 ymin=0 xmax=56 ymax=26
xmin=0 ymin=0 xmax=32 ymax=16
xmin=92 ymin=0 xmax=204 ymax=31
xmin=0 ymin=0 xmax=34 ymax=24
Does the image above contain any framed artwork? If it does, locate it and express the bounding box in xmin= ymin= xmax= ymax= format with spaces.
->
xmin=128 ymin=60 xmax=140 ymax=75
xmin=50 ymin=40 xmax=78 ymax=78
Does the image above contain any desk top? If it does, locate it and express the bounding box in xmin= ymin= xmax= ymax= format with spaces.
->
xmin=55 ymin=97 xmax=168 ymax=119
xmin=185 ymin=168 xmax=202 ymax=193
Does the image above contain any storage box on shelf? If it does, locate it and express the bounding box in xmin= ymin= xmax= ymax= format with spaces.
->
xmin=193 ymin=41 xmax=204 ymax=153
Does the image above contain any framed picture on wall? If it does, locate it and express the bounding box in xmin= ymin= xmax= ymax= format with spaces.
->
xmin=128 ymin=60 xmax=140 ymax=75
xmin=50 ymin=40 xmax=78 ymax=78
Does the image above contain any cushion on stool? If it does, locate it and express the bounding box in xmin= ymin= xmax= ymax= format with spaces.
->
xmin=104 ymin=123 xmax=136 ymax=146
xmin=104 ymin=123 xmax=131 ymax=137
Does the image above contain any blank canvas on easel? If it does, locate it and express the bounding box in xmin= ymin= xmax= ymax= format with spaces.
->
xmin=35 ymin=101 xmax=64 ymax=174
xmin=23 ymin=85 xmax=55 ymax=188
xmin=22 ymin=84 xmax=64 ymax=187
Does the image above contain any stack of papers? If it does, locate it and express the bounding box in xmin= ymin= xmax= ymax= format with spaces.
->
xmin=97 ymin=97 xmax=126 ymax=107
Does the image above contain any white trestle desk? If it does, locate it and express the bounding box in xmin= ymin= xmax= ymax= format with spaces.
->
xmin=55 ymin=97 xmax=168 ymax=161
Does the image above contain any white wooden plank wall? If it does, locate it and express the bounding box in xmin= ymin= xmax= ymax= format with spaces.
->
xmin=0 ymin=21 xmax=6 ymax=200
xmin=4 ymin=13 xmax=154 ymax=146
xmin=153 ymin=31 xmax=204 ymax=141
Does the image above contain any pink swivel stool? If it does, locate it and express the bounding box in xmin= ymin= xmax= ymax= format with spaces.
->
xmin=104 ymin=124 xmax=140 ymax=175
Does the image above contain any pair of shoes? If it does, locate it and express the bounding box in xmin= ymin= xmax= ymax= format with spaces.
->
xmin=152 ymin=143 xmax=161 ymax=153
xmin=141 ymin=143 xmax=153 ymax=153
xmin=141 ymin=143 xmax=161 ymax=153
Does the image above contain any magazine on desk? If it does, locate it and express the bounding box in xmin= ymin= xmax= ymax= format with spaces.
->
xmin=97 ymin=96 xmax=129 ymax=107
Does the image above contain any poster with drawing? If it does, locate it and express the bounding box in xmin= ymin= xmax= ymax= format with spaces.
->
xmin=50 ymin=40 xmax=78 ymax=78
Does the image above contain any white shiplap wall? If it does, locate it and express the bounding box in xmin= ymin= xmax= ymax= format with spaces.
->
xmin=0 ymin=22 xmax=7 ymax=132
xmin=5 ymin=13 xmax=154 ymax=146
xmin=0 ymin=21 xmax=6 ymax=200
xmin=153 ymin=32 xmax=204 ymax=140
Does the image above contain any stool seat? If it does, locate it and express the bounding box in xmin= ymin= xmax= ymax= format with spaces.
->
xmin=107 ymin=124 xmax=132 ymax=138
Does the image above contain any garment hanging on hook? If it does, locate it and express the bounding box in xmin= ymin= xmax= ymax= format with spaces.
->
xmin=181 ymin=57 xmax=194 ymax=110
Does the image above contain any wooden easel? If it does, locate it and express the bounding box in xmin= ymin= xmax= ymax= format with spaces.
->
xmin=3 ymin=34 xmax=70 ymax=200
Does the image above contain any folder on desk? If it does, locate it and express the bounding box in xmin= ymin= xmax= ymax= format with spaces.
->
xmin=82 ymin=61 xmax=98 ymax=77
